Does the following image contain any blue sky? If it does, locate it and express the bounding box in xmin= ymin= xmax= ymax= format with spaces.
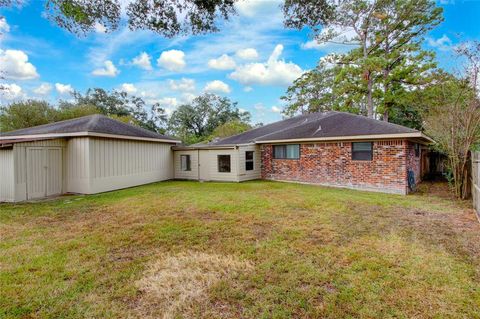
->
xmin=0 ymin=0 xmax=478 ymax=124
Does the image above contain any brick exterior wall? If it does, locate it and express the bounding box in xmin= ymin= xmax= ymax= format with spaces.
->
xmin=261 ymin=139 xmax=421 ymax=195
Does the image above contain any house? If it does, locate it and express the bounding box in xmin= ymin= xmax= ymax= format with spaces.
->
xmin=0 ymin=111 xmax=431 ymax=202
xmin=0 ymin=115 xmax=179 ymax=202
xmin=173 ymin=111 xmax=431 ymax=194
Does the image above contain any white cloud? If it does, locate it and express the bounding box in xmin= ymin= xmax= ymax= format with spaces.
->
xmin=181 ymin=93 xmax=196 ymax=103
xmin=169 ymin=78 xmax=196 ymax=92
xmin=271 ymin=106 xmax=282 ymax=113
xmin=92 ymin=60 xmax=120 ymax=77
xmin=0 ymin=16 xmax=10 ymax=37
xmin=156 ymin=97 xmax=179 ymax=116
xmin=132 ymin=52 xmax=152 ymax=70
xmin=236 ymin=48 xmax=259 ymax=60
xmin=157 ymin=97 xmax=178 ymax=108
xmin=302 ymin=26 xmax=358 ymax=53
xmin=229 ymin=44 xmax=303 ymax=87
xmin=427 ymin=35 xmax=453 ymax=52
xmin=157 ymin=50 xmax=186 ymax=72
xmin=243 ymin=86 xmax=253 ymax=92
xmin=137 ymin=88 xmax=179 ymax=110
xmin=254 ymin=103 xmax=265 ymax=111
xmin=235 ymin=0 xmax=283 ymax=17
xmin=0 ymin=83 xmax=24 ymax=100
xmin=0 ymin=49 xmax=39 ymax=80
xmin=94 ymin=22 xmax=107 ymax=33
xmin=120 ymin=83 xmax=137 ymax=94
xmin=208 ymin=54 xmax=236 ymax=70
xmin=204 ymin=80 xmax=231 ymax=94
xmin=33 ymin=83 xmax=52 ymax=95
xmin=55 ymin=83 xmax=73 ymax=95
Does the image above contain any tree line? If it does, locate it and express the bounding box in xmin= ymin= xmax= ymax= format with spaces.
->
xmin=0 ymin=90 xmax=255 ymax=145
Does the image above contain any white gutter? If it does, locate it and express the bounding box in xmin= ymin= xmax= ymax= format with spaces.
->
xmin=0 ymin=132 xmax=181 ymax=144
xmin=255 ymin=132 xmax=433 ymax=144
xmin=172 ymin=145 xmax=237 ymax=150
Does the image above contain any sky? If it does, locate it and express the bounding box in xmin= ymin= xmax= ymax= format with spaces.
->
xmin=0 ymin=0 xmax=479 ymax=124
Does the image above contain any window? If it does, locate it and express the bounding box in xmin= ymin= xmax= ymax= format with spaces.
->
xmin=352 ymin=142 xmax=373 ymax=161
xmin=414 ymin=143 xmax=420 ymax=157
xmin=218 ymin=155 xmax=231 ymax=173
xmin=245 ymin=151 xmax=254 ymax=171
xmin=273 ymin=144 xmax=300 ymax=159
xmin=180 ymin=155 xmax=191 ymax=171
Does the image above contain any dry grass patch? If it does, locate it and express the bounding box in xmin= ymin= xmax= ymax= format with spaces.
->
xmin=135 ymin=251 xmax=253 ymax=319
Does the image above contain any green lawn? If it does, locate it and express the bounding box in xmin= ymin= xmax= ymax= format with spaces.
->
xmin=1 ymin=181 xmax=480 ymax=318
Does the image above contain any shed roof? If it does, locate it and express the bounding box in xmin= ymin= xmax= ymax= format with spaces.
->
xmin=0 ymin=114 xmax=179 ymax=143
xmin=206 ymin=111 xmax=429 ymax=146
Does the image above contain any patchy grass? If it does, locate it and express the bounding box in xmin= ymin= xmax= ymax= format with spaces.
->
xmin=136 ymin=251 xmax=253 ymax=319
xmin=1 ymin=180 xmax=479 ymax=318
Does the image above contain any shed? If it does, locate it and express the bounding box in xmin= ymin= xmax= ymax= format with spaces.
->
xmin=0 ymin=115 xmax=179 ymax=202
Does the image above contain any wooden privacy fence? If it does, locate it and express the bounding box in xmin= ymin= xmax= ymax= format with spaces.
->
xmin=472 ymin=152 xmax=480 ymax=219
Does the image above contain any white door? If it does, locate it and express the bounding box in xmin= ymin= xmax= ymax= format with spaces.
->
xmin=26 ymin=147 xmax=62 ymax=200
xmin=198 ymin=151 xmax=211 ymax=181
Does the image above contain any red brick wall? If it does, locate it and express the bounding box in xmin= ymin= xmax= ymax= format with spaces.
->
xmin=261 ymin=139 xmax=418 ymax=194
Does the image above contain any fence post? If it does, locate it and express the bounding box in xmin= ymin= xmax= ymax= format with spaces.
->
xmin=472 ymin=152 xmax=480 ymax=221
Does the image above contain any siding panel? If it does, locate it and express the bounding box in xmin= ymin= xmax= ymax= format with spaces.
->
xmin=204 ymin=149 xmax=238 ymax=182
xmin=88 ymin=137 xmax=173 ymax=193
xmin=0 ymin=149 xmax=14 ymax=202
xmin=238 ymin=145 xmax=262 ymax=182
xmin=173 ymin=150 xmax=199 ymax=180
xmin=66 ymin=137 xmax=90 ymax=194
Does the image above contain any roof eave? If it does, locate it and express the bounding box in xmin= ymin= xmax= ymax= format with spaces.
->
xmin=172 ymin=142 xmax=255 ymax=150
xmin=0 ymin=132 xmax=180 ymax=144
xmin=173 ymin=145 xmax=236 ymax=151
xmin=255 ymin=132 xmax=434 ymax=144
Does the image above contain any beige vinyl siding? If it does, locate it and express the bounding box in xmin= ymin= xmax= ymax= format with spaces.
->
xmin=173 ymin=144 xmax=260 ymax=182
xmin=201 ymin=149 xmax=239 ymax=182
xmin=238 ymin=144 xmax=261 ymax=182
xmin=87 ymin=137 xmax=173 ymax=194
xmin=0 ymin=149 xmax=15 ymax=202
xmin=174 ymin=150 xmax=198 ymax=180
xmin=13 ymin=139 xmax=66 ymax=201
xmin=66 ymin=137 xmax=90 ymax=194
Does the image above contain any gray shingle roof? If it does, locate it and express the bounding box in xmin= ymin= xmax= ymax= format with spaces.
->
xmin=0 ymin=114 xmax=178 ymax=142
xmin=208 ymin=111 xmax=419 ymax=145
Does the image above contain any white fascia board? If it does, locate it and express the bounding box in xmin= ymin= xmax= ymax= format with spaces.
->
xmin=255 ymin=132 xmax=433 ymax=144
xmin=0 ymin=132 xmax=180 ymax=144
